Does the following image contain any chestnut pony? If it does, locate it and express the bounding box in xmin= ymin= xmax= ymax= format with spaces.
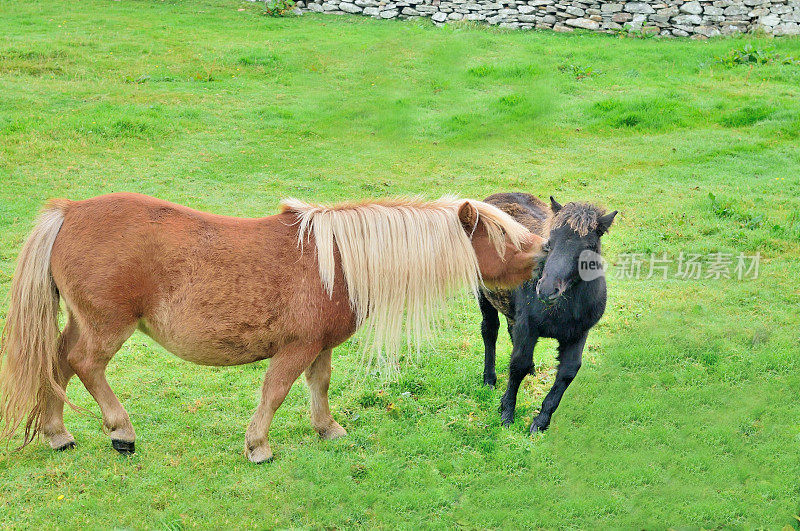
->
xmin=0 ymin=193 xmax=543 ymax=463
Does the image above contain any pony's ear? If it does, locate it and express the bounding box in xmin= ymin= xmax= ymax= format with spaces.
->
xmin=550 ymin=196 xmax=562 ymax=213
xmin=458 ymin=201 xmax=479 ymax=232
xmin=597 ymin=211 xmax=617 ymax=235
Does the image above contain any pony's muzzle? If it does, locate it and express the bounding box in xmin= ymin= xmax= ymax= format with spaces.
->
xmin=536 ymin=275 xmax=566 ymax=300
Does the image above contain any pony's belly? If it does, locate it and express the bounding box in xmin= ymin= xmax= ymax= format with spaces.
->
xmin=137 ymin=319 xmax=279 ymax=366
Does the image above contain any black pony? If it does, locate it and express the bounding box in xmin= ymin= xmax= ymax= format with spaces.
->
xmin=478 ymin=193 xmax=616 ymax=433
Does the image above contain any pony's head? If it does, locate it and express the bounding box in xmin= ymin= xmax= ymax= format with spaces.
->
xmin=456 ymin=201 xmax=546 ymax=289
xmin=536 ymin=197 xmax=617 ymax=301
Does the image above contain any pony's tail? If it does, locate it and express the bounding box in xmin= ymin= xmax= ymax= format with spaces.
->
xmin=0 ymin=201 xmax=69 ymax=447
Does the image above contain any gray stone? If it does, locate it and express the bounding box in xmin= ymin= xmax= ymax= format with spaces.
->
xmin=339 ymin=2 xmax=362 ymax=12
xmin=565 ymin=16 xmax=599 ymax=28
xmin=624 ymin=2 xmax=655 ymax=13
xmin=704 ymin=6 xmax=724 ymax=15
xmin=566 ymin=5 xmax=585 ymax=15
xmin=380 ymin=8 xmax=398 ymax=17
xmin=401 ymin=6 xmax=418 ymax=14
xmin=630 ymin=12 xmax=646 ymax=27
xmin=552 ymin=22 xmax=574 ymax=30
xmin=542 ymin=14 xmax=557 ymax=22
xmin=680 ymin=1 xmax=703 ymax=14
xmin=321 ymin=2 xmax=339 ymax=10
xmin=518 ymin=4 xmax=536 ymax=13
xmin=723 ymin=5 xmax=749 ymax=15
xmin=448 ymin=11 xmax=464 ymax=18
xmin=307 ymin=2 xmax=324 ymax=11
xmin=673 ymin=13 xmax=703 ymax=24
xmin=612 ymin=11 xmax=632 ymax=21
xmin=759 ymin=13 xmax=781 ymax=24
xmin=773 ymin=21 xmax=800 ymax=33
xmin=431 ymin=11 xmax=448 ymax=21
xmin=518 ymin=14 xmax=538 ymax=21
xmin=695 ymin=24 xmax=721 ymax=35
xmin=363 ymin=6 xmax=379 ymax=14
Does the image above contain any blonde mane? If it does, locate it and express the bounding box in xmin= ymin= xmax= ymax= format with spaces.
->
xmin=281 ymin=196 xmax=530 ymax=373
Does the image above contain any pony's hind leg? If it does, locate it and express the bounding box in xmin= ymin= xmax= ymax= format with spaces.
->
xmin=245 ymin=342 xmax=321 ymax=464
xmin=40 ymin=317 xmax=79 ymax=450
xmin=67 ymin=321 xmax=137 ymax=454
xmin=305 ymin=349 xmax=346 ymax=440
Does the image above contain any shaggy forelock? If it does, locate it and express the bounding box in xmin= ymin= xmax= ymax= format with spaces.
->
xmin=545 ymin=202 xmax=607 ymax=237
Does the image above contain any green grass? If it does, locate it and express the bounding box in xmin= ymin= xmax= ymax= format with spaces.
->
xmin=1 ymin=0 xmax=800 ymax=527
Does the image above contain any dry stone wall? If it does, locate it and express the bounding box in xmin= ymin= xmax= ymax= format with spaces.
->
xmin=296 ymin=0 xmax=800 ymax=36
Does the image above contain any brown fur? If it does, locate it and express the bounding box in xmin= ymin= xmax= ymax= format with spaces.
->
xmin=0 ymin=192 xmax=543 ymax=462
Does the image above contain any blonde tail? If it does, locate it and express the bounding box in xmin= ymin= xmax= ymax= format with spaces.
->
xmin=0 ymin=201 xmax=68 ymax=447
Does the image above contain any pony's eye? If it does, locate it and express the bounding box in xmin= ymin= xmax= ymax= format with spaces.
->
xmin=541 ymin=241 xmax=551 ymax=252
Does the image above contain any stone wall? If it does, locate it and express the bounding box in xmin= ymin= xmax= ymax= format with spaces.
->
xmin=297 ymin=0 xmax=800 ymax=36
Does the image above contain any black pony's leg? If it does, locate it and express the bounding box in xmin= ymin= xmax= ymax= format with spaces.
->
xmin=479 ymin=291 xmax=500 ymax=387
xmin=500 ymin=317 xmax=538 ymax=426
xmin=530 ymin=333 xmax=588 ymax=434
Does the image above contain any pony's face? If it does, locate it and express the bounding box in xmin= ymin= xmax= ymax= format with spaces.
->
xmin=460 ymin=203 xmax=546 ymax=289
xmin=536 ymin=198 xmax=617 ymax=300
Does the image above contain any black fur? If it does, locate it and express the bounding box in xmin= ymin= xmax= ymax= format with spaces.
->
xmin=478 ymin=193 xmax=616 ymax=433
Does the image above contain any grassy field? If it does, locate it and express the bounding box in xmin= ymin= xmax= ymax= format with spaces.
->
xmin=1 ymin=0 xmax=800 ymax=527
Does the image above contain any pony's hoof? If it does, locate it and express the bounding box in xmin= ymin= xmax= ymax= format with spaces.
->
xmin=246 ymin=445 xmax=273 ymax=464
xmin=54 ymin=441 xmax=76 ymax=452
xmin=529 ymin=421 xmax=548 ymax=434
xmin=482 ymin=377 xmax=496 ymax=388
xmin=500 ymin=404 xmax=515 ymax=426
xmin=48 ymin=432 xmax=75 ymax=450
xmin=111 ymin=439 xmax=135 ymax=455
xmin=319 ymin=422 xmax=347 ymax=440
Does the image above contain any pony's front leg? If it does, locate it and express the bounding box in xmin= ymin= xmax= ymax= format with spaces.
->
xmin=245 ymin=342 xmax=321 ymax=464
xmin=304 ymin=349 xmax=346 ymax=439
xmin=500 ymin=318 xmax=538 ymax=426
xmin=478 ymin=292 xmax=500 ymax=387
xmin=530 ymin=333 xmax=587 ymax=434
